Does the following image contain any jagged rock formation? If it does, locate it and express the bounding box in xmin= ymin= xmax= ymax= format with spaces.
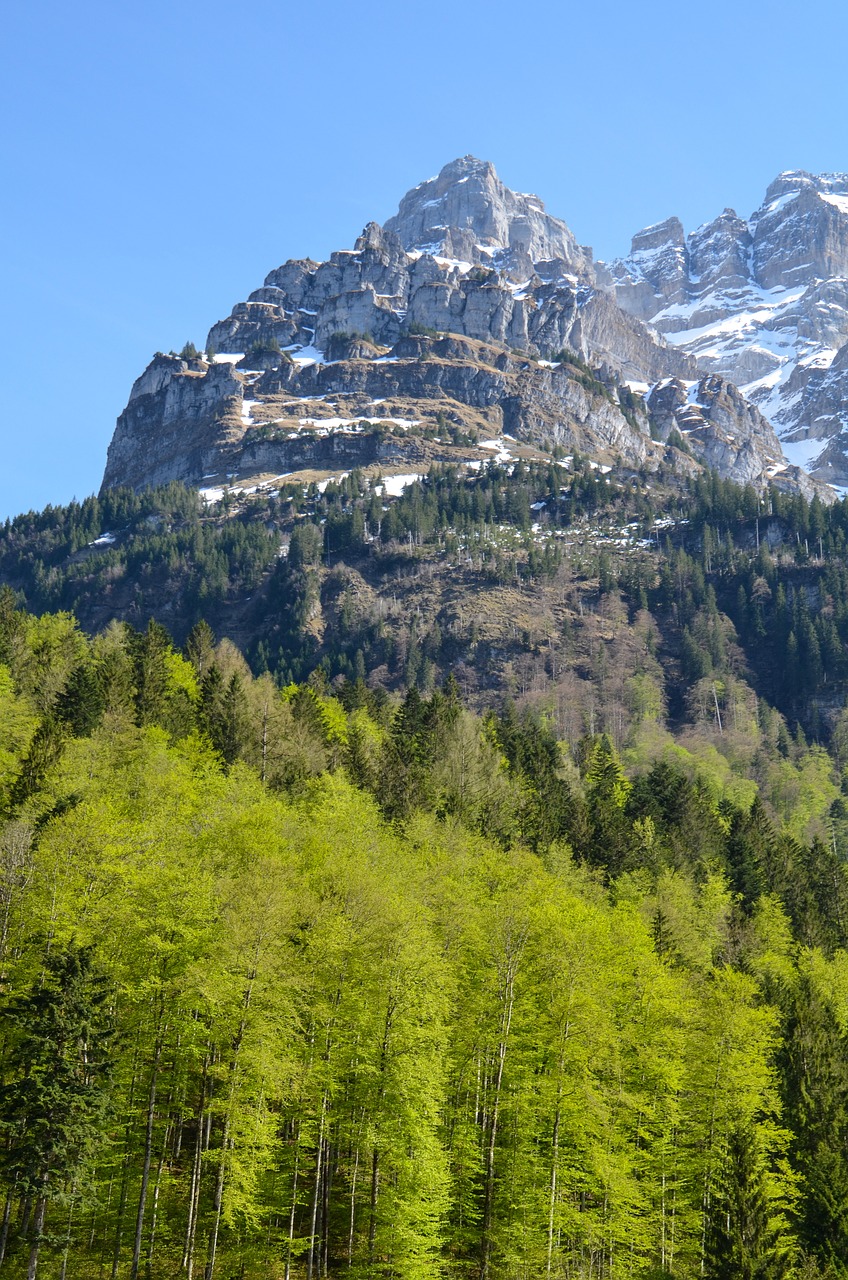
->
xmin=383 ymin=155 xmax=595 ymax=280
xmin=606 ymin=170 xmax=848 ymax=485
xmin=646 ymin=376 xmax=822 ymax=501
xmin=102 ymin=331 xmax=660 ymax=494
xmin=103 ymin=158 xmax=833 ymax=503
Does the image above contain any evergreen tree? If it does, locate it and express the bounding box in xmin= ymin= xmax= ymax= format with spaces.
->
xmin=0 ymin=944 xmax=112 ymax=1279
xmin=705 ymin=1123 xmax=791 ymax=1280
xmin=779 ymin=973 xmax=848 ymax=1273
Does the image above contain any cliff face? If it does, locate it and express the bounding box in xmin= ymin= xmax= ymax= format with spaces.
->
xmin=102 ymin=331 xmax=658 ymax=495
xmin=102 ymin=158 xmax=833 ymax=504
xmin=102 ymin=357 xmax=244 ymax=492
xmin=606 ymin=170 xmax=848 ymax=485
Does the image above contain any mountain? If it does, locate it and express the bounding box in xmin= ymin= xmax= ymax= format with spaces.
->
xmin=383 ymin=154 xmax=595 ymax=278
xmin=102 ymin=158 xmax=829 ymax=506
xmin=9 ymin=161 xmax=848 ymax=1280
xmin=605 ymin=170 xmax=848 ymax=485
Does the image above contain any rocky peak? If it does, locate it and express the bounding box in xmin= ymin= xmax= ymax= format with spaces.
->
xmin=102 ymin=158 xmax=833 ymax=502
xmin=603 ymin=169 xmax=848 ymax=486
xmin=383 ymin=155 xmax=594 ymax=280
xmin=630 ymin=217 xmax=685 ymax=255
xmin=759 ymin=169 xmax=848 ymax=209
xmin=353 ymin=221 xmax=405 ymax=260
xmin=687 ymin=208 xmax=752 ymax=293
xmin=602 ymin=216 xmax=688 ymax=321
xmin=751 ymin=173 xmax=848 ymax=290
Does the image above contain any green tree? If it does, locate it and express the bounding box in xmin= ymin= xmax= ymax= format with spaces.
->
xmin=0 ymin=944 xmax=112 ymax=1279
xmin=705 ymin=1123 xmax=792 ymax=1280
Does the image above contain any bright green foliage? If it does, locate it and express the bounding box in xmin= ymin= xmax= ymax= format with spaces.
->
xmin=0 ymin=598 xmax=846 ymax=1276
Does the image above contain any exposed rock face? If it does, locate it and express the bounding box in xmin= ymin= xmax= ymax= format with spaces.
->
xmin=645 ymin=376 xmax=823 ymax=499
xmin=102 ymin=331 xmax=659 ymax=494
xmin=597 ymin=217 xmax=688 ymax=321
xmin=607 ymin=170 xmax=848 ymax=484
xmin=199 ymin=197 xmax=695 ymax=394
xmin=384 ymin=156 xmax=595 ymax=280
xmin=102 ymin=360 xmax=244 ymax=492
xmin=103 ymin=158 xmax=829 ymax=503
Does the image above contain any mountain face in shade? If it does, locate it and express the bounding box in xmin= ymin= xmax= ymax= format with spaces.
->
xmin=101 ymin=159 xmax=838 ymax=505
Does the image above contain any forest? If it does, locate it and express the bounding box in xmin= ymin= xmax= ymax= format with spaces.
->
xmin=2 ymin=462 xmax=848 ymax=731
xmin=2 ymin=588 xmax=848 ymax=1277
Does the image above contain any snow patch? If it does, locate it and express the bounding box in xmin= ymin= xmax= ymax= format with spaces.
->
xmin=286 ymin=345 xmax=325 ymax=367
xmin=820 ymin=193 xmax=848 ymax=216
xmin=379 ymin=473 xmax=426 ymax=497
xmin=779 ymin=436 xmax=825 ymax=472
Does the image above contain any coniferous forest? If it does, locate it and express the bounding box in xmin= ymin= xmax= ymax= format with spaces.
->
xmin=2 ymin=536 xmax=848 ymax=1278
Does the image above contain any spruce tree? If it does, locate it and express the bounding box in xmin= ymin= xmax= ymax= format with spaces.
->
xmin=705 ymin=1123 xmax=791 ymax=1280
xmin=0 ymin=944 xmax=112 ymax=1279
xmin=779 ymin=974 xmax=848 ymax=1272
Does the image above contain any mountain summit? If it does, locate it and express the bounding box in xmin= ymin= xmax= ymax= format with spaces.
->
xmin=605 ymin=170 xmax=848 ymax=483
xmin=383 ymin=155 xmax=595 ymax=280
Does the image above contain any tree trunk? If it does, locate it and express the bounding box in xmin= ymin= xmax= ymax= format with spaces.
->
xmin=130 ymin=1033 xmax=164 ymax=1280
xmin=112 ymin=1036 xmax=142 ymax=1280
xmin=58 ymin=1181 xmax=77 ymax=1280
xmin=306 ymin=1093 xmax=328 ymax=1280
xmin=203 ymin=1120 xmax=229 ymax=1280
xmin=284 ymin=1127 xmax=301 ymax=1280
xmin=183 ymin=1052 xmax=210 ymax=1277
xmin=321 ymin=1139 xmax=332 ymax=1277
xmin=0 ymin=1183 xmax=15 ymax=1265
xmin=547 ymin=1103 xmax=560 ymax=1279
xmin=348 ymin=1143 xmax=360 ymax=1266
xmin=26 ymin=1191 xmax=47 ymax=1280
xmin=481 ymin=939 xmax=522 ymax=1280
xmin=368 ymin=1148 xmax=379 ymax=1265
xmin=147 ymin=1121 xmax=171 ymax=1274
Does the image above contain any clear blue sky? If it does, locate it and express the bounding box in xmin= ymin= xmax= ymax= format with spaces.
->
xmin=1 ymin=0 xmax=845 ymax=521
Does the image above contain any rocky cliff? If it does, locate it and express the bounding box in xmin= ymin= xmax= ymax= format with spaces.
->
xmin=606 ymin=170 xmax=848 ymax=485
xmin=102 ymin=158 xmax=834 ymax=504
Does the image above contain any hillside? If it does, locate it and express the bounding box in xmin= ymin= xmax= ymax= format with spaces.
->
xmin=1 ymin=581 xmax=848 ymax=1277
xmin=4 ymin=458 xmax=848 ymax=748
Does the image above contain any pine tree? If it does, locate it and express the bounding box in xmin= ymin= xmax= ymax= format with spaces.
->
xmin=705 ymin=1124 xmax=791 ymax=1280
xmin=0 ymin=944 xmax=112 ymax=1279
xmin=184 ymin=619 xmax=216 ymax=677
xmin=779 ymin=974 xmax=848 ymax=1272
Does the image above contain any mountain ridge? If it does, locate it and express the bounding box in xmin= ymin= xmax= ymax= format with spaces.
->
xmin=101 ymin=157 xmax=846 ymax=505
xmin=605 ymin=169 xmax=848 ymax=483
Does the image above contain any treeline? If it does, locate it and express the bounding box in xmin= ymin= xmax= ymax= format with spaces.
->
xmin=2 ymin=598 xmax=848 ymax=1275
xmin=0 ymin=484 xmax=278 ymax=623
xmin=7 ymin=465 xmax=848 ymax=734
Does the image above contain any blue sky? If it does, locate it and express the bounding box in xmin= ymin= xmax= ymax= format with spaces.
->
xmin=1 ymin=0 xmax=846 ymax=520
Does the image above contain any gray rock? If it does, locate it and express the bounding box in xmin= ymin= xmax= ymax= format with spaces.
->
xmin=104 ymin=157 xmax=827 ymax=502
xmin=102 ymin=360 xmax=245 ymax=492
xmin=384 ymin=156 xmax=595 ymax=280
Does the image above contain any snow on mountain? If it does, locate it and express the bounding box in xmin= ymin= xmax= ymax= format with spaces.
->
xmin=102 ymin=159 xmax=836 ymax=503
xmin=605 ymin=170 xmax=848 ymax=485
